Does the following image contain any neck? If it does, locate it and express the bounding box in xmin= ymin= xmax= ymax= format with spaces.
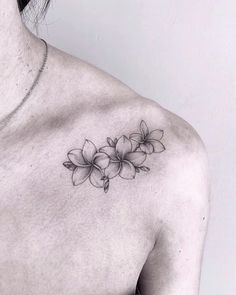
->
xmin=0 ymin=0 xmax=45 ymax=125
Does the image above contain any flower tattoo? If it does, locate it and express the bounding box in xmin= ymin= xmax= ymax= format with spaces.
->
xmin=130 ymin=120 xmax=165 ymax=154
xmin=63 ymin=120 xmax=165 ymax=193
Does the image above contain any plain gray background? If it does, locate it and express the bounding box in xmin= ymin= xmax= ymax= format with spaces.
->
xmin=27 ymin=1 xmax=236 ymax=294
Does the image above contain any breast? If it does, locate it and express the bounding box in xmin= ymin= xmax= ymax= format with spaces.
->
xmin=0 ymin=173 xmax=155 ymax=295
xmin=0 ymin=130 xmax=157 ymax=294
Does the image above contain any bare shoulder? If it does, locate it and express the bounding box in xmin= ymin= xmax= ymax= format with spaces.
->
xmin=47 ymin=44 xmax=210 ymax=210
xmin=153 ymin=104 xmax=210 ymax=231
xmin=43 ymin=46 xmax=210 ymax=294
xmin=46 ymin=44 xmax=137 ymax=105
xmin=123 ymin=98 xmax=211 ymax=233
xmin=132 ymin=101 xmax=210 ymax=295
xmin=132 ymin=103 xmax=210 ymax=295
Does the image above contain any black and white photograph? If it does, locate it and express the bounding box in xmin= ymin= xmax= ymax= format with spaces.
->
xmin=0 ymin=1 xmax=235 ymax=294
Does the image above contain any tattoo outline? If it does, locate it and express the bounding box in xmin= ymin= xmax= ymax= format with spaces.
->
xmin=63 ymin=120 xmax=165 ymax=193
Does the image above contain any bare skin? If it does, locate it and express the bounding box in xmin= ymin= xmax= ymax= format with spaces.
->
xmin=0 ymin=1 xmax=210 ymax=295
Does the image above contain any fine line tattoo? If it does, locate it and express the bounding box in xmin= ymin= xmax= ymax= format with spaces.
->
xmin=63 ymin=120 xmax=166 ymax=193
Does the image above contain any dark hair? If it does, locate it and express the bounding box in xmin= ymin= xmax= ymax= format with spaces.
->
xmin=17 ymin=0 xmax=30 ymax=11
xmin=17 ymin=0 xmax=51 ymax=12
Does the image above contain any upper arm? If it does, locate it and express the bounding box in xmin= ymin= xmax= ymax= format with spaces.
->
xmin=137 ymin=124 xmax=210 ymax=295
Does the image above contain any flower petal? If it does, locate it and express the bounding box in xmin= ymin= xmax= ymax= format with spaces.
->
xmin=125 ymin=152 xmax=147 ymax=167
xmin=139 ymin=166 xmax=150 ymax=172
xmin=131 ymin=140 xmax=140 ymax=152
xmin=140 ymin=143 xmax=154 ymax=154
xmin=150 ymin=140 xmax=166 ymax=153
xmin=72 ymin=166 xmax=91 ymax=186
xmin=116 ymin=136 xmax=132 ymax=160
xmin=63 ymin=161 xmax=77 ymax=171
xmin=99 ymin=146 xmax=117 ymax=161
xmin=129 ymin=133 xmax=142 ymax=143
xmin=104 ymin=178 xmax=110 ymax=193
xmin=119 ymin=160 xmax=136 ymax=179
xmin=68 ymin=149 xmax=88 ymax=166
xmin=82 ymin=140 xmax=97 ymax=163
xmin=140 ymin=121 xmax=149 ymax=137
xmin=147 ymin=129 xmax=164 ymax=141
xmin=93 ymin=152 xmax=110 ymax=169
xmin=104 ymin=161 xmax=121 ymax=179
xmin=89 ymin=167 xmax=104 ymax=188
xmin=114 ymin=138 xmax=118 ymax=145
xmin=107 ymin=137 xmax=115 ymax=147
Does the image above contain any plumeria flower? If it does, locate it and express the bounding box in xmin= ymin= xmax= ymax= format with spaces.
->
xmin=100 ymin=136 xmax=147 ymax=180
xmin=129 ymin=120 xmax=165 ymax=154
xmin=63 ymin=140 xmax=110 ymax=189
xmin=63 ymin=120 xmax=166 ymax=193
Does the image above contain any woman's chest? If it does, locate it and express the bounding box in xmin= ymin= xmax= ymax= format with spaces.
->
xmin=0 ymin=164 xmax=155 ymax=295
